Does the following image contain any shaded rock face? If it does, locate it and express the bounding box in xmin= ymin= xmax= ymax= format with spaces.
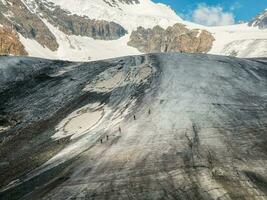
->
xmin=0 ymin=0 xmax=128 ymax=56
xmin=0 ymin=0 xmax=59 ymax=51
xmin=103 ymin=0 xmax=139 ymax=7
xmin=0 ymin=54 xmax=267 ymax=200
xmin=249 ymin=10 xmax=267 ymax=29
xmin=36 ymin=0 xmax=127 ymax=40
xmin=117 ymin=0 xmax=139 ymax=4
xmin=0 ymin=26 xmax=28 ymax=56
xmin=128 ymin=23 xmax=215 ymax=53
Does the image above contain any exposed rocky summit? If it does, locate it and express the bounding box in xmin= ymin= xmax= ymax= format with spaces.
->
xmin=128 ymin=23 xmax=215 ymax=53
xmin=0 ymin=54 xmax=267 ymax=199
xmin=249 ymin=9 xmax=267 ymax=29
xmin=36 ymin=0 xmax=127 ymax=40
xmin=0 ymin=26 xmax=27 ymax=56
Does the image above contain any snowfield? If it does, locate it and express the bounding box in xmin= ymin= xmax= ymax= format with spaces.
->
xmin=207 ymin=24 xmax=267 ymax=58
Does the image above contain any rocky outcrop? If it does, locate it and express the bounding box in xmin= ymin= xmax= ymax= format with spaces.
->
xmin=36 ymin=0 xmax=127 ymax=40
xmin=0 ymin=0 xmax=59 ymax=51
xmin=0 ymin=26 xmax=28 ymax=56
xmin=103 ymin=0 xmax=139 ymax=7
xmin=118 ymin=0 xmax=139 ymax=4
xmin=128 ymin=23 xmax=215 ymax=53
xmin=0 ymin=0 xmax=128 ymax=55
xmin=249 ymin=10 xmax=267 ymax=29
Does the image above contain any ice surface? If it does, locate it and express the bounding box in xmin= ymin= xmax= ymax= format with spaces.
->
xmin=0 ymin=53 xmax=267 ymax=199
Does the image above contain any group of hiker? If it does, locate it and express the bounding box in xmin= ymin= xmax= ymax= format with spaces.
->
xmin=100 ymin=135 xmax=109 ymax=143
xmin=100 ymin=108 xmax=151 ymax=144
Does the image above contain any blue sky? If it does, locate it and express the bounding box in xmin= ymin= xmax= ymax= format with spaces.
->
xmin=153 ymin=0 xmax=267 ymax=25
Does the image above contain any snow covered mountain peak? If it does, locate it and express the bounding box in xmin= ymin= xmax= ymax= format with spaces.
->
xmin=0 ymin=0 xmax=266 ymax=61
xmin=48 ymin=0 xmax=183 ymax=31
xmin=249 ymin=9 xmax=267 ymax=29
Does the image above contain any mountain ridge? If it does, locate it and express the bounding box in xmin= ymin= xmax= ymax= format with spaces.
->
xmin=249 ymin=9 xmax=267 ymax=29
xmin=0 ymin=0 xmax=266 ymax=60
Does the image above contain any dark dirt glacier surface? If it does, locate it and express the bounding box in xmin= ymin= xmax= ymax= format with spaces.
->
xmin=0 ymin=53 xmax=267 ymax=200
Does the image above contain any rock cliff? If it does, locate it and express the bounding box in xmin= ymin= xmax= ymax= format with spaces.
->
xmin=0 ymin=0 xmax=128 ymax=56
xmin=0 ymin=26 xmax=27 ymax=56
xmin=0 ymin=0 xmax=59 ymax=51
xmin=36 ymin=0 xmax=127 ymax=40
xmin=128 ymin=23 xmax=215 ymax=53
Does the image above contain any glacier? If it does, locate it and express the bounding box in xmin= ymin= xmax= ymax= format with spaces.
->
xmin=0 ymin=53 xmax=267 ymax=199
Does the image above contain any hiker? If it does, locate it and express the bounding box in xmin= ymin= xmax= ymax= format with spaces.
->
xmin=106 ymin=135 xmax=109 ymax=140
xmin=100 ymin=139 xmax=103 ymax=143
xmin=134 ymin=115 xmax=136 ymax=120
xmin=148 ymin=108 xmax=151 ymax=115
xmin=119 ymin=127 xmax=122 ymax=133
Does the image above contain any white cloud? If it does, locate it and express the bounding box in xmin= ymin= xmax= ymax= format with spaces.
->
xmin=230 ymin=2 xmax=242 ymax=11
xmin=192 ymin=4 xmax=235 ymax=26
